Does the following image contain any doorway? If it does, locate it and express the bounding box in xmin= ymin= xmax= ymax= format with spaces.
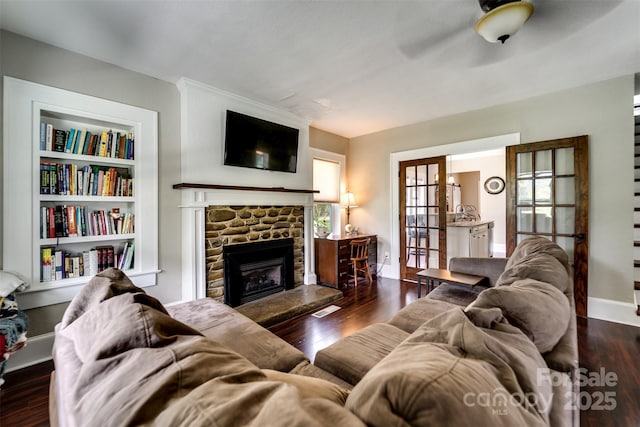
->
xmin=389 ymin=133 xmax=519 ymax=280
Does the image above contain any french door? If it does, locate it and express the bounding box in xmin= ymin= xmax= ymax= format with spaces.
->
xmin=506 ymin=136 xmax=589 ymax=317
xmin=400 ymin=157 xmax=447 ymax=280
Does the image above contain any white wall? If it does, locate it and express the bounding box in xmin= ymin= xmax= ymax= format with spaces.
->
xmin=178 ymin=78 xmax=311 ymax=189
xmin=349 ymin=76 xmax=635 ymax=318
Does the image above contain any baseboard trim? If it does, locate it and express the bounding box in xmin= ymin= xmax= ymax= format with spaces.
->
xmin=588 ymin=297 xmax=640 ymax=327
xmin=4 ymin=332 xmax=55 ymax=373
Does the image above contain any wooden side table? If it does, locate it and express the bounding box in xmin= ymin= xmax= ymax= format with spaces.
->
xmin=315 ymin=234 xmax=377 ymax=288
xmin=416 ymin=268 xmax=487 ymax=298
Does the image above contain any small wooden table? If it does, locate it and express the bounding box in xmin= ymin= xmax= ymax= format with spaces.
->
xmin=416 ymin=268 xmax=487 ymax=298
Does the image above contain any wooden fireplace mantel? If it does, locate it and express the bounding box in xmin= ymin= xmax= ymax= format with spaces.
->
xmin=172 ymin=183 xmax=318 ymax=194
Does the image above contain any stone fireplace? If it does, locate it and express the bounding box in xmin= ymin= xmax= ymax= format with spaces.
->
xmin=176 ymin=186 xmax=316 ymax=303
xmin=205 ymin=205 xmax=305 ymax=302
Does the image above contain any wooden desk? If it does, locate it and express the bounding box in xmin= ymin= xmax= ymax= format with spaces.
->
xmin=315 ymin=234 xmax=377 ymax=288
xmin=416 ymin=268 xmax=486 ymax=298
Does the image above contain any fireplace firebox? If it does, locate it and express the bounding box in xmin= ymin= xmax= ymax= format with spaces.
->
xmin=223 ymin=238 xmax=294 ymax=307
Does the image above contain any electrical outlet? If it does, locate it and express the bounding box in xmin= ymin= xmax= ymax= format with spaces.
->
xmin=384 ymin=251 xmax=390 ymax=259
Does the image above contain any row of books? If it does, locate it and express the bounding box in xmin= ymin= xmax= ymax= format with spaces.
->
xmin=40 ymin=206 xmax=134 ymax=239
xmin=40 ymin=162 xmax=134 ymax=197
xmin=41 ymin=243 xmax=134 ymax=282
xmin=40 ymin=122 xmax=135 ymax=160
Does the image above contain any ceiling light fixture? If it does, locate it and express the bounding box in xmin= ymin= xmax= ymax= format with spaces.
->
xmin=475 ymin=0 xmax=534 ymax=44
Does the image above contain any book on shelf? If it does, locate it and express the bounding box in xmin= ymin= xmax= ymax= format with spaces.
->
xmin=41 ymin=247 xmax=54 ymax=282
xmin=53 ymin=129 xmax=66 ymax=152
xmin=119 ymin=242 xmax=134 ymax=270
xmin=66 ymin=205 xmax=78 ymax=237
xmin=54 ymin=250 xmax=63 ymax=280
xmin=75 ymin=128 xmax=88 ymax=155
xmin=40 ymin=122 xmax=46 ymax=151
xmin=65 ymin=128 xmax=76 ymax=153
xmin=88 ymin=249 xmax=99 ymax=276
xmin=95 ymin=245 xmax=115 ymax=272
xmin=40 ymin=162 xmax=50 ymax=194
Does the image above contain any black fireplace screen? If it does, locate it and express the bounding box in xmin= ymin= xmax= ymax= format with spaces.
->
xmin=223 ymin=238 xmax=294 ymax=307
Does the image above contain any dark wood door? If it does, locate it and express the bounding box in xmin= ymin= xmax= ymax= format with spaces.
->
xmin=400 ymin=157 xmax=447 ymax=281
xmin=506 ymin=136 xmax=589 ymax=317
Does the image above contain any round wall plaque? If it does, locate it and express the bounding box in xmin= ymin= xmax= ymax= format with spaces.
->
xmin=484 ymin=176 xmax=505 ymax=194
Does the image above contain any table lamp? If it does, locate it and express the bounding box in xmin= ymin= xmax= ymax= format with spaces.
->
xmin=342 ymin=192 xmax=358 ymax=234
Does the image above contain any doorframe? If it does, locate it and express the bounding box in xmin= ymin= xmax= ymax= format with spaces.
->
xmin=386 ymin=133 xmax=520 ymax=279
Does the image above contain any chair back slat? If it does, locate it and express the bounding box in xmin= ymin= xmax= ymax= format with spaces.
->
xmin=350 ymin=238 xmax=370 ymax=260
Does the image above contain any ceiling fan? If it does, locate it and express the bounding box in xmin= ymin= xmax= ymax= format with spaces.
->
xmin=474 ymin=0 xmax=534 ymax=44
xmin=395 ymin=0 xmax=623 ymax=65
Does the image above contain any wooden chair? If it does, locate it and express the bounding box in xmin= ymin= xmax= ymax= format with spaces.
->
xmin=349 ymin=238 xmax=372 ymax=286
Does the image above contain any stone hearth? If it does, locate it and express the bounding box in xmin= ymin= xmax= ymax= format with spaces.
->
xmin=205 ymin=205 xmax=305 ymax=301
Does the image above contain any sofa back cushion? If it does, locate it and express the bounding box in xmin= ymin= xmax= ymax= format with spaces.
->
xmin=449 ymin=256 xmax=509 ymax=287
xmin=467 ymin=279 xmax=570 ymax=353
xmin=505 ymin=236 xmax=570 ymax=273
xmin=497 ymin=252 xmax=570 ymax=293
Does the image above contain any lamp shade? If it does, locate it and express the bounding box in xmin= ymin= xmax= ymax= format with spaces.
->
xmin=342 ymin=192 xmax=358 ymax=208
xmin=474 ymin=1 xmax=534 ymax=44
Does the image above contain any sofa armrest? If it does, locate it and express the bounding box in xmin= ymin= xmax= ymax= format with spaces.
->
xmin=448 ymin=257 xmax=508 ymax=286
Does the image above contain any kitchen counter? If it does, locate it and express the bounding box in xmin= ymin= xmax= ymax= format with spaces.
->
xmin=447 ymin=220 xmax=494 ymax=227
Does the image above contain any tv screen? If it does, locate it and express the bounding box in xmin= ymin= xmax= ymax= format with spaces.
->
xmin=223 ymin=110 xmax=299 ymax=173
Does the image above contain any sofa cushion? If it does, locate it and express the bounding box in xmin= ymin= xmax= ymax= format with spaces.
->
xmin=262 ymin=369 xmax=350 ymax=405
xmin=289 ymin=361 xmax=354 ymax=390
xmin=314 ymin=323 xmax=409 ymax=385
xmin=467 ymin=279 xmax=570 ymax=353
xmin=497 ymin=252 xmax=570 ymax=293
xmin=346 ymin=308 xmax=551 ymax=427
xmin=388 ymin=297 xmax=458 ymax=333
xmin=167 ymin=298 xmax=308 ymax=372
xmin=346 ymin=344 xmax=547 ymax=427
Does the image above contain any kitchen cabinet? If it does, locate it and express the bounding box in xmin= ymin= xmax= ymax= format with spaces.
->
xmin=446 ymin=221 xmax=494 ymax=265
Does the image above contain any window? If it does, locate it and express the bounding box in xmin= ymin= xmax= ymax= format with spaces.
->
xmin=312 ymin=156 xmax=343 ymax=234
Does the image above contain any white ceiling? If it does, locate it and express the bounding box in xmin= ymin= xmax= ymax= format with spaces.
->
xmin=1 ymin=0 xmax=639 ymax=138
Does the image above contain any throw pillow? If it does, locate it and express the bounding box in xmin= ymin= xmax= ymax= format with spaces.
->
xmin=467 ymin=279 xmax=570 ymax=353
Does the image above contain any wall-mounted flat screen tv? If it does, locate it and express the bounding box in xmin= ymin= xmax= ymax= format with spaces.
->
xmin=223 ymin=110 xmax=299 ymax=173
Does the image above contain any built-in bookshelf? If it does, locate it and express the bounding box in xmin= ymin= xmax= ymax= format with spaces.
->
xmin=3 ymin=77 xmax=159 ymax=309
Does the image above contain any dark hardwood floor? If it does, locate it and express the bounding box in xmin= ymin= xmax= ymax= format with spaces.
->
xmin=1 ymin=277 xmax=639 ymax=426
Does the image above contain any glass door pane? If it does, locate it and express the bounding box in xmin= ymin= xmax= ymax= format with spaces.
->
xmin=400 ymin=157 xmax=446 ymax=280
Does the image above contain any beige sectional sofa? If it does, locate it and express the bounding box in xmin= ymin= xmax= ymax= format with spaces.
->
xmin=315 ymin=236 xmax=578 ymax=426
xmin=50 ymin=236 xmax=577 ymax=427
